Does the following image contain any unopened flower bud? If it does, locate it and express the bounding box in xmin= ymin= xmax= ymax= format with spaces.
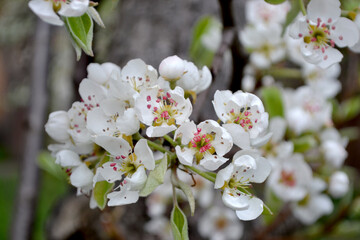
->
xmin=45 ymin=111 xmax=70 ymax=142
xmin=329 ymin=171 xmax=349 ymax=198
xmin=159 ymin=55 xmax=185 ymax=81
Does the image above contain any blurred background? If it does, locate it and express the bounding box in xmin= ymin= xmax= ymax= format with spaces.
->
xmin=1 ymin=0 xmax=360 ymax=239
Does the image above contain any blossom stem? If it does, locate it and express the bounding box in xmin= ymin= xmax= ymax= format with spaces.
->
xmin=299 ymin=0 xmax=306 ymax=16
xmin=185 ymin=165 xmax=216 ymax=183
xmin=163 ymin=134 xmax=178 ymax=147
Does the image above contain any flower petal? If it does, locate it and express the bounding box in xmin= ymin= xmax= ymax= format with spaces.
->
xmin=134 ymin=139 xmax=155 ymax=170
xmin=235 ymin=197 xmax=264 ymax=221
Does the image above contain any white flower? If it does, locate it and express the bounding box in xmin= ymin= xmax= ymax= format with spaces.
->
xmin=245 ymin=0 xmax=290 ymax=27
xmin=29 ymin=0 xmax=89 ymax=26
xmin=320 ymin=128 xmax=348 ymax=168
xmin=302 ymin=63 xmax=341 ymax=98
xmin=175 ymin=60 xmax=212 ymax=94
xmin=135 ymin=86 xmax=192 ymax=137
xmin=284 ymin=86 xmax=332 ymax=135
xmin=201 ymin=20 xmax=222 ymax=51
xmin=87 ymin=62 xmax=121 ymax=87
xmin=56 ymin=149 xmax=94 ymax=194
xmin=93 ymin=138 xmax=155 ymax=206
xmin=215 ymin=149 xmax=271 ymax=221
xmin=240 ymin=24 xmax=286 ymax=69
xmin=45 ymin=111 xmax=70 ymax=143
xmin=292 ymin=178 xmax=333 ymax=225
xmin=198 ymin=206 xmax=244 ymax=240
xmin=159 ymin=55 xmax=185 ymax=81
xmin=329 ymin=171 xmax=349 ymax=198
xmin=121 ymin=59 xmax=160 ymax=93
xmin=267 ymin=153 xmax=312 ymax=202
xmin=174 ymin=120 xmax=233 ymax=171
xmin=289 ymin=0 xmax=359 ymax=68
xmin=350 ymin=14 xmax=360 ymax=52
xmin=87 ymin=102 xmax=140 ymax=137
xmin=213 ymin=90 xmax=270 ymax=149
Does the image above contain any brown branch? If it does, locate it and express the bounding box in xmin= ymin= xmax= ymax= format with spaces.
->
xmin=11 ymin=20 xmax=50 ymax=240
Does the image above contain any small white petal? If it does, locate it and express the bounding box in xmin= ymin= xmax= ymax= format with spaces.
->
xmin=235 ymin=197 xmax=264 ymax=221
xmin=94 ymin=135 xmax=132 ymax=157
xmin=28 ymin=0 xmax=64 ymax=26
xmin=175 ymin=146 xmax=195 ymax=166
xmin=56 ymin=150 xmax=82 ymax=167
xmin=134 ymin=139 xmax=155 ymax=170
xmin=215 ymin=164 xmax=234 ymax=189
xmin=307 ymin=0 xmax=340 ymax=24
xmin=222 ymin=189 xmax=250 ymax=210
xmin=332 ymin=17 xmax=359 ymax=47
xmin=70 ymin=164 xmax=94 ymax=188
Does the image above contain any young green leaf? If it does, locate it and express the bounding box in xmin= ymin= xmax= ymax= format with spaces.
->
xmin=88 ymin=7 xmax=105 ymax=28
xmin=261 ymin=86 xmax=285 ymax=118
xmin=93 ymin=181 xmax=114 ymax=210
xmin=139 ymin=153 xmax=168 ymax=197
xmin=265 ymin=0 xmax=286 ymax=4
xmin=189 ymin=16 xmax=222 ymax=67
xmin=65 ymin=13 xmax=94 ymax=58
xmin=282 ymin=0 xmax=300 ymax=35
xmin=37 ymin=151 xmax=67 ymax=181
xmin=170 ymin=204 xmax=189 ymax=240
xmin=292 ymin=135 xmax=317 ymax=153
xmin=177 ymin=179 xmax=195 ymax=216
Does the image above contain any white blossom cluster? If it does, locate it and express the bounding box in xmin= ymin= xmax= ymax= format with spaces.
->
xmin=45 ymin=55 xmax=273 ymax=222
xmin=237 ymin=0 xmax=353 ymax=225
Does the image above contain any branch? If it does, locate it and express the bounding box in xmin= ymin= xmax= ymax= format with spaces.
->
xmin=11 ymin=20 xmax=50 ymax=240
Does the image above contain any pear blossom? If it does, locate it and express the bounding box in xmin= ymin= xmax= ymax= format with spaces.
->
xmin=328 ymin=171 xmax=349 ymax=198
xmin=320 ymin=128 xmax=348 ymax=168
xmin=45 ymin=111 xmax=70 ymax=143
xmin=56 ymin=149 xmax=94 ymax=195
xmin=135 ymin=86 xmax=192 ymax=137
xmin=240 ymin=24 xmax=286 ymax=69
xmin=159 ymin=55 xmax=185 ymax=81
xmin=86 ymin=103 xmax=140 ymax=137
xmin=200 ymin=20 xmax=222 ymax=51
xmin=198 ymin=206 xmax=244 ymax=240
xmin=284 ymin=86 xmax=332 ymax=135
xmin=86 ymin=62 xmax=121 ymax=87
xmin=213 ymin=90 xmax=270 ymax=149
xmin=175 ymin=60 xmax=212 ymax=94
xmin=215 ymin=149 xmax=271 ymax=221
xmin=302 ymin=63 xmax=341 ymax=98
xmin=267 ymin=153 xmax=312 ymax=202
xmin=292 ymin=178 xmax=333 ymax=225
xmin=121 ymin=59 xmax=161 ymax=93
xmin=29 ymin=0 xmax=89 ymax=26
xmin=245 ymin=0 xmax=290 ymax=27
xmin=93 ymin=138 xmax=155 ymax=206
xmin=174 ymin=120 xmax=233 ymax=171
xmin=289 ymin=0 xmax=359 ymax=68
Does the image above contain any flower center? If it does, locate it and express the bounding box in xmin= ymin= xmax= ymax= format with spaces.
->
xmin=227 ymin=107 xmax=259 ymax=131
xmin=189 ymin=128 xmax=215 ymax=164
xmin=151 ymin=92 xmax=178 ymax=127
xmin=120 ymin=153 xmax=140 ymax=176
xmin=215 ymin=217 xmax=228 ymax=230
xmin=279 ymin=170 xmax=296 ymax=187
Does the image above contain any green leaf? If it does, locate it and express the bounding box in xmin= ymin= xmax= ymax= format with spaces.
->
xmin=333 ymin=96 xmax=360 ymax=123
xmin=170 ymin=204 xmax=189 ymax=240
xmin=177 ymin=179 xmax=195 ymax=216
xmin=282 ymin=0 xmax=300 ymax=35
xmin=265 ymin=0 xmax=286 ymax=4
xmin=261 ymin=86 xmax=284 ymax=118
xmin=88 ymin=7 xmax=105 ymax=28
xmin=37 ymin=151 xmax=67 ymax=181
xmin=65 ymin=13 xmax=94 ymax=58
xmin=139 ymin=153 xmax=168 ymax=197
xmin=189 ymin=16 xmax=222 ymax=67
xmin=93 ymin=181 xmax=114 ymax=210
xmin=292 ymin=135 xmax=317 ymax=153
